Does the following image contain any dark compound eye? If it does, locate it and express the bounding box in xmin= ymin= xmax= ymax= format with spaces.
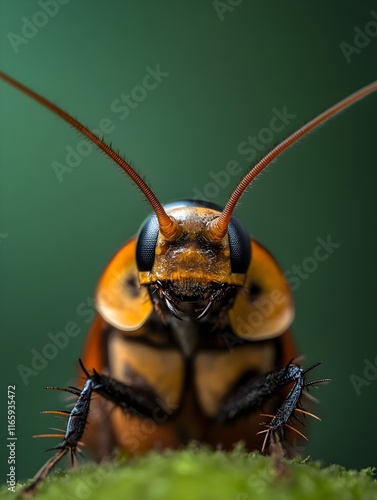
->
xmin=228 ymin=217 xmax=251 ymax=274
xmin=136 ymin=215 xmax=159 ymax=271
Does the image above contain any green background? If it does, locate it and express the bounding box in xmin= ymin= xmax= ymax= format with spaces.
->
xmin=0 ymin=0 xmax=376 ymax=482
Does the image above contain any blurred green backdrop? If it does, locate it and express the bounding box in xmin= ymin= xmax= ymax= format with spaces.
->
xmin=0 ymin=0 xmax=376 ymax=482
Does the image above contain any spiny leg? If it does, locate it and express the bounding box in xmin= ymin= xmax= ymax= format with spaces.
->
xmin=22 ymin=377 xmax=93 ymax=496
xmin=22 ymin=360 xmax=169 ymax=496
xmin=258 ymin=363 xmax=329 ymax=453
xmin=217 ymin=361 xmax=329 ymax=456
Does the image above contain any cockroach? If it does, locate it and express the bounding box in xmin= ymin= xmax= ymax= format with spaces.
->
xmin=1 ymin=71 xmax=376 ymax=495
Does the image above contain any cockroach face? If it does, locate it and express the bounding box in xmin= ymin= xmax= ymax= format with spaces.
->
xmin=136 ymin=200 xmax=251 ymax=319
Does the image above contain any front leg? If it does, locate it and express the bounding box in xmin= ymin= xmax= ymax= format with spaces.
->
xmin=23 ymin=361 xmax=169 ymax=496
xmin=217 ymin=361 xmax=329 ymax=453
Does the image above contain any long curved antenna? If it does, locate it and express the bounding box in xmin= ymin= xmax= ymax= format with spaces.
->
xmin=0 ymin=71 xmax=178 ymax=240
xmin=208 ymin=80 xmax=377 ymax=241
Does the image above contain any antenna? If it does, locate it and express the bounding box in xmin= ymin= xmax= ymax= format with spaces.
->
xmin=0 ymin=71 xmax=178 ymax=240
xmin=208 ymin=81 xmax=377 ymax=241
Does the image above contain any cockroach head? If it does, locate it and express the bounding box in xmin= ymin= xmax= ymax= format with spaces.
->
xmin=135 ymin=200 xmax=251 ymax=319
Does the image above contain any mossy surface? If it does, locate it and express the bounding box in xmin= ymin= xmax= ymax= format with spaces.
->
xmin=2 ymin=447 xmax=376 ymax=500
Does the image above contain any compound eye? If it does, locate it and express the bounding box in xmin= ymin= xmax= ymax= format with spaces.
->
xmin=228 ymin=218 xmax=251 ymax=274
xmin=136 ymin=215 xmax=159 ymax=271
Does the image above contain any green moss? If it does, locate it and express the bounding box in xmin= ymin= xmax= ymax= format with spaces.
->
xmin=2 ymin=447 xmax=376 ymax=500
